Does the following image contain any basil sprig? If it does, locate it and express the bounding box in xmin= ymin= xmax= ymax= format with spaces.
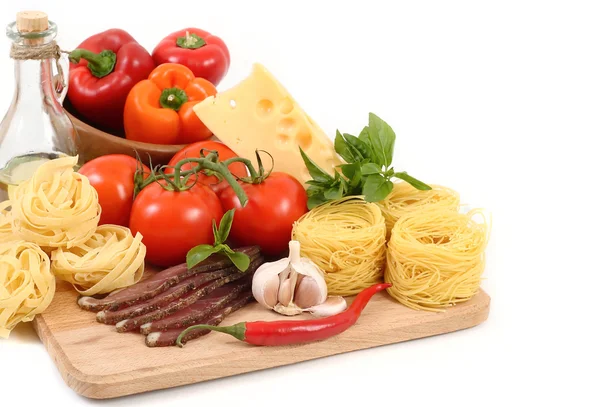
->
xmin=300 ymin=113 xmax=431 ymax=209
xmin=186 ymin=209 xmax=250 ymax=272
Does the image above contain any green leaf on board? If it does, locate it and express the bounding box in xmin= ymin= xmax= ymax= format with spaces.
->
xmin=186 ymin=245 xmax=218 ymax=269
xmin=225 ymin=251 xmax=250 ymax=272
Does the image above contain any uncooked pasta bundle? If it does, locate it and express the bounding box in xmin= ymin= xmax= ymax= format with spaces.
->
xmin=292 ymin=197 xmax=387 ymax=296
xmin=10 ymin=156 xmax=101 ymax=249
xmin=51 ymin=225 xmax=146 ymax=296
xmin=385 ymin=207 xmax=489 ymax=311
xmin=376 ymin=182 xmax=461 ymax=238
xmin=0 ymin=240 xmax=55 ymax=338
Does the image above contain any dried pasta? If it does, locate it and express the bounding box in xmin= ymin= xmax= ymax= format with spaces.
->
xmin=10 ymin=156 xmax=101 ymax=249
xmin=385 ymin=207 xmax=490 ymax=311
xmin=51 ymin=225 xmax=146 ymax=296
xmin=0 ymin=240 xmax=55 ymax=338
xmin=292 ymin=197 xmax=387 ymax=296
xmin=376 ymin=182 xmax=461 ymax=238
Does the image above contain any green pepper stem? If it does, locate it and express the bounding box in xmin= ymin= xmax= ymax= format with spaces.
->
xmin=159 ymin=88 xmax=188 ymax=111
xmin=176 ymin=322 xmax=246 ymax=347
xmin=69 ymin=49 xmax=117 ymax=78
xmin=176 ymin=32 xmax=207 ymax=49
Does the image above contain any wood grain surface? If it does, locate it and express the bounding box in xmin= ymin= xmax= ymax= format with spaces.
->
xmin=32 ymin=278 xmax=490 ymax=399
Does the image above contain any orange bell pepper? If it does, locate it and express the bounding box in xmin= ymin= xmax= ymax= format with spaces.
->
xmin=124 ymin=63 xmax=216 ymax=144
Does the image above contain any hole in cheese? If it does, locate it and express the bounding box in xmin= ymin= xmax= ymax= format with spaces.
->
xmin=276 ymin=133 xmax=292 ymax=147
xmin=296 ymin=131 xmax=313 ymax=150
xmin=256 ymin=99 xmax=274 ymax=117
xmin=277 ymin=118 xmax=296 ymax=134
xmin=279 ymin=98 xmax=294 ymax=114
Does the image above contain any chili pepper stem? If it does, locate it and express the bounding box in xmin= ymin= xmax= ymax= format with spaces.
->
xmin=176 ymin=322 xmax=246 ymax=347
xmin=69 ymin=49 xmax=117 ymax=78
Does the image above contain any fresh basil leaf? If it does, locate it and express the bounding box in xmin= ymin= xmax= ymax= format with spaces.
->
xmin=306 ymin=185 xmax=325 ymax=197
xmin=186 ymin=245 xmax=218 ymax=269
xmin=324 ymin=183 xmax=343 ymax=200
xmin=367 ymin=113 xmax=396 ymax=167
xmin=340 ymin=163 xmax=362 ymax=188
xmin=361 ymin=163 xmax=381 ymax=175
xmin=218 ymin=209 xmax=235 ymax=243
xmin=362 ymin=174 xmax=394 ymax=202
xmin=334 ymin=130 xmax=357 ymax=163
xmin=226 ymin=251 xmax=250 ymax=272
xmin=299 ymin=147 xmax=334 ymax=183
xmin=308 ymin=193 xmax=327 ymax=209
xmin=343 ymin=133 xmax=371 ymax=162
xmin=305 ymin=180 xmax=328 ymax=187
xmin=358 ymin=126 xmax=374 ymax=159
xmin=394 ymin=172 xmax=432 ymax=190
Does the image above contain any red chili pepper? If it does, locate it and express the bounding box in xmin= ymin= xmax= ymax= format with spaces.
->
xmin=151 ymin=28 xmax=230 ymax=86
xmin=67 ymin=29 xmax=155 ymax=132
xmin=176 ymin=283 xmax=391 ymax=347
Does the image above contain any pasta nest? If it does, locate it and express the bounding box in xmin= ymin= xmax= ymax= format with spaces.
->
xmin=376 ymin=182 xmax=461 ymax=239
xmin=10 ymin=156 xmax=101 ymax=250
xmin=292 ymin=197 xmax=387 ymax=296
xmin=0 ymin=241 xmax=55 ymax=338
xmin=51 ymin=225 xmax=146 ymax=296
xmin=385 ymin=207 xmax=490 ymax=311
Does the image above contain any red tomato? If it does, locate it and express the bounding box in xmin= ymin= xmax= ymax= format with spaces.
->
xmin=129 ymin=182 xmax=224 ymax=267
xmin=167 ymin=141 xmax=248 ymax=194
xmin=79 ymin=155 xmax=150 ymax=227
xmin=219 ymin=173 xmax=308 ymax=256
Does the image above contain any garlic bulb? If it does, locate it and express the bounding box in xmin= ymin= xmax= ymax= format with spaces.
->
xmin=252 ymin=240 xmax=347 ymax=317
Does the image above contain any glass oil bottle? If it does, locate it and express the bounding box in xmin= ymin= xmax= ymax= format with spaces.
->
xmin=0 ymin=11 xmax=81 ymax=201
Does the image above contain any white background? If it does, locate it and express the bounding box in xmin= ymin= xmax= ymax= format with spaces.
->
xmin=0 ymin=0 xmax=598 ymax=406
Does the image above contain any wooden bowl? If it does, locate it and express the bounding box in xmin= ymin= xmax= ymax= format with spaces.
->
xmin=64 ymin=102 xmax=187 ymax=167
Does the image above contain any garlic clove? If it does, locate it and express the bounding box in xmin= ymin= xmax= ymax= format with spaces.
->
xmin=294 ymin=276 xmax=325 ymax=309
xmin=261 ymin=274 xmax=280 ymax=308
xmin=277 ymin=276 xmax=294 ymax=306
xmin=304 ymin=296 xmax=347 ymax=317
xmin=252 ymin=257 xmax=288 ymax=309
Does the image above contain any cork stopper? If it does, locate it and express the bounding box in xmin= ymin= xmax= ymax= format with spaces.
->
xmin=16 ymin=11 xmax=48 ymax=33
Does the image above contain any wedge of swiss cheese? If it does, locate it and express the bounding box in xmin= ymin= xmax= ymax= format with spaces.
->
xmin=193 ymin=63 xmax=342 ymax=186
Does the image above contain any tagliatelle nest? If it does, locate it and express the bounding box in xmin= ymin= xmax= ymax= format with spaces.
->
xmin=51 ymin=225 xmax=146 ymax=296
xmin=10 ymin=156 xmax=101 ymax=250
xmin=0 ymin=240 xmax=55 ymax=338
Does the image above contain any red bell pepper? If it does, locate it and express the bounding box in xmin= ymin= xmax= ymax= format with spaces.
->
xmin=67 ymin=29 xmax=155 ymax=132
xmin=151 ymin=28 xmax=230 ymax=86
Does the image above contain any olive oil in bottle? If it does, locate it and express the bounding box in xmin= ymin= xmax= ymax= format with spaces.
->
xmin=0 ymin=11 xmax=81 ymax=202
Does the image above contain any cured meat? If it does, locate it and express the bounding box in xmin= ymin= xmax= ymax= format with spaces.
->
xmin=145 ymin=291 xmax=254 ymax=347
xmin=78 ymin=246 xmax=260 ymax=312
xmin=96 ymin=269 xmax=233 ymax=324
xmin=140 ymin=279 xmax=250 ymax=334
xmin=115 ymin=256 xmax=264 ymax=333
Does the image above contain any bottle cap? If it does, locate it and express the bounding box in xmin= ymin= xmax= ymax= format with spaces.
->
xmin=16 ymin=11 xmax=48 ymax=33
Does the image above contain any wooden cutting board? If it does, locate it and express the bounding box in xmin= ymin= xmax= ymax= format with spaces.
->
xmin=32 ymin=278 xmax=490 ymax=400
